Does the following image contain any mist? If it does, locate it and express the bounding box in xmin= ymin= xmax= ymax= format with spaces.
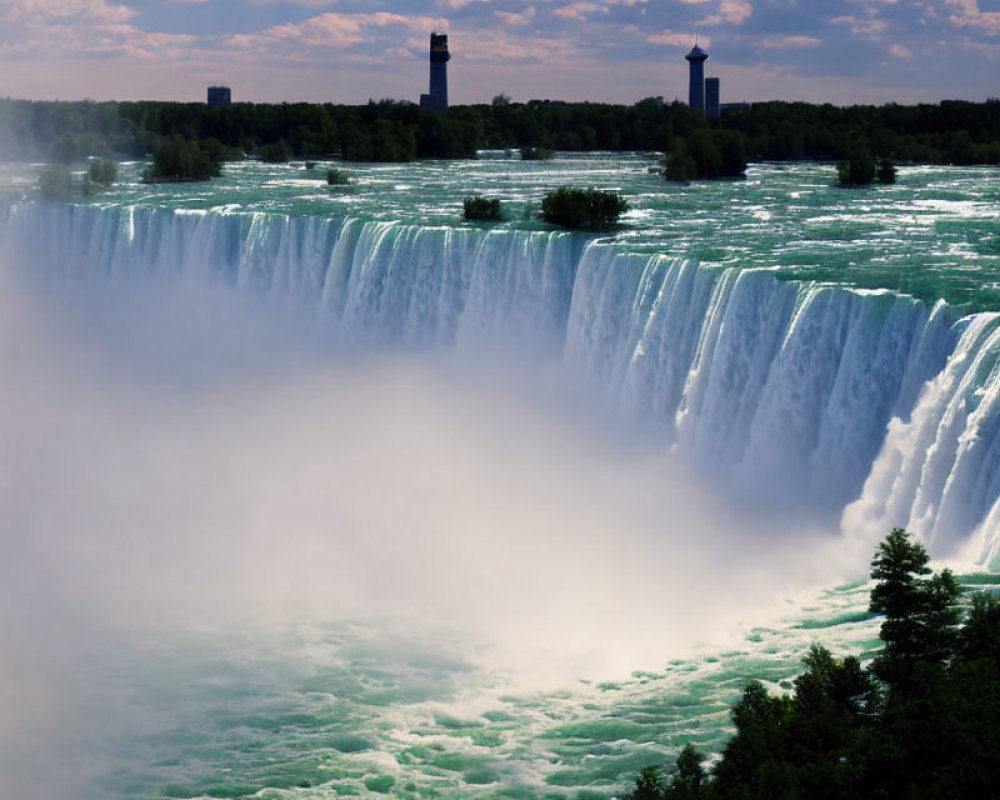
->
xmin=0 ymin=252 xmax=858 ymax=796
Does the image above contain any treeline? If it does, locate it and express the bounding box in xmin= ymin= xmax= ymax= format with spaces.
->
xmin=621 ymin=528 xmax=1000 ymax=800
xmin=3 ymin=95 xmax=1000 ymax=166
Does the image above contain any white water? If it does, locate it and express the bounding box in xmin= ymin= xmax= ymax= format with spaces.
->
xmin=6 ymin=200 xmax=1000 ymax=564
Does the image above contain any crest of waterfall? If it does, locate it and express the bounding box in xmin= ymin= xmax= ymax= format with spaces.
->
xmin=6 ymin=201 xmax=1000 ymax=564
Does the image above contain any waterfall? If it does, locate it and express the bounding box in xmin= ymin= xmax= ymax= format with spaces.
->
xmin=6 ymin=201 xmax=1000 ymax=564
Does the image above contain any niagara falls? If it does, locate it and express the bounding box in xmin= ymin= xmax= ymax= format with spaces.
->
xmin=2 ymin=150 xmax=999 ymax=799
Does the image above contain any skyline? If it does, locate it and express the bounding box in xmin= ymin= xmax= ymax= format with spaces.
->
xmin=1 ymin=1 xmax=999 ymax=107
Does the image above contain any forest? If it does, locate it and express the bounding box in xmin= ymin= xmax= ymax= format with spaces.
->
xmin=619 ymin=529 xmax=1000 ymax=800
xmin=2 ymin=95 xmax=1000 ymax=170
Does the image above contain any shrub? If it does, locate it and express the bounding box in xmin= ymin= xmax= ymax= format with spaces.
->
xmin=662 ymin=129 xmax=748 ymax=181
xmin=326 ymin=168 xmax=352 ymax=186
xmin=664 ymin=144 xmax=697 ymax=182
xmin=38 ymin=164 xmax=74 ymax=200
xmin=521 ymin=146 xmax=552 ymax=161
xmin=877 ymin=158 xmax=897 ymax=184
xmin=540 ymin=187 xmax=628 ymax=230
xmin=258 ymin=141 xmax=291 ymax=163
xmin=463 ymin=196 xmax=502 ymax=221
xmin=144 ymin=136 xmax=221 ymax=182
xmin=87 ymin=158 xmax=117 ymax=185
xmin=837 ymin=147 xmax=877 ymax=185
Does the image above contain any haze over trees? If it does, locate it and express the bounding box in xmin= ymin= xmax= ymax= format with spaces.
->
xmin=620 ymin=528 xmax=1000 ymax=800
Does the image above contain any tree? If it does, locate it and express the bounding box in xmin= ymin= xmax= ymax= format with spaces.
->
xmin=326 ymin=168 xmax=352 ymax=186
xmin=664 ymin=745 xmax=706 ymax=799
xmin=664 ymin=143 xmax=697 ymax=182
xmin=144 ymin=135 xmax=220 ymax=182
xmin=877 ymin=158 xmax=896 ymax=184
xmin=836 ymin=147 xmax=877 ymax=185
xmin=540 ymin=187 xmax=628 ymax=230
xmin=462 ymin=195 xmax=501 ymax=221
xmin=37 ymin=164 xmax=74 ymax=200
xmin=87 ymin=157 xmax=117 ymax=185
xmin=958 ymin=591 xmax=1000 ymax=663
xmin=257 ymin=140 xmax=291 ymax=163
xmin=619 ymin=531 xmax=1000 ymax=800
xmin=627 ymin=765 xmax=666 ymax=800
xmin=711 ymin=681 xmax=793 ymax=798
xmin=663 ymin=130 xmax=747 ymax=181
xmin=868 ymin=528 xmax=961 ymax=689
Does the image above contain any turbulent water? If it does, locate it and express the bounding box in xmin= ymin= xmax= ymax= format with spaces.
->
xmin=2 ymin=155 xmax=1000 ymax=799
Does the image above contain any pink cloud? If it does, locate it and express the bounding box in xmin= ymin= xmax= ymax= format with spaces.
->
xmin=761 ymin=35 xmax=822 ymax=48
xmin=830 ymin=15 xmax=890 ymax=35
xmin=647 ymin=30 xmax=707 ymax=47
xmin=693 ymin=0 xmax=753 ymax=27
xmin=946 ymin=0 xmax=1000 ymax=34
xmin=226 ymin=11 xmax=449 ymax=52
xmin=428 ymin=27 xmax=578 ymax=63
xmin=552 ymin=3 xmax=602 ymax=22
xmin=2 ymin=0 xmax=135 ymax=24
xmin=495 ymin=6 xmax=535 ymax=26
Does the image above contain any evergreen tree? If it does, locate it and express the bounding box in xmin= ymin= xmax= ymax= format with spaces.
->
xmin=627 ymin=765 xmax=666 ymax=800
xmin=664 ymin=744 xmax=706 ymax=800
xmin=868 ymin=528 xmax=960 ymax=690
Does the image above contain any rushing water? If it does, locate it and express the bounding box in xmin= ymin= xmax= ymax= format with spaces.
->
xmin=69 ymin=155 xmax=1000 ymax=310
xmin=1 ymin=154 xmax=999 ymax=800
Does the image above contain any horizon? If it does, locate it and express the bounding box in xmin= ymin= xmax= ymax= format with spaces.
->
xmin=4 ymin=94 xmax=999 ymax=110
xmin=2 ymin=1 xmax=999 ymax=107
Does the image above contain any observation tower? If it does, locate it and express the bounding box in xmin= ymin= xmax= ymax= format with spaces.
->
xmin=685 ymin=44 xmax=709 ymax=114
xmin=419 ymin=33 xmax=451 ymax=112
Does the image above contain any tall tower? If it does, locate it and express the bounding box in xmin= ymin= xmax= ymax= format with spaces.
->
xmin=685 ymin=44 xmax=709 ymax=114
xmin=419 ymin=32 xmax=451 ymax=112
xmin=705 ymin=77 xmax=720 ymax=119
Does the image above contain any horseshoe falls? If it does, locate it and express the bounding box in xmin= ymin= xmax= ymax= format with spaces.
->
xmin=2 ymin=157 xmax=1000 ymax=800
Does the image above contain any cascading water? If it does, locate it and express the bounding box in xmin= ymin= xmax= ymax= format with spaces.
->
xmin=5 ymin=198 xmax=1000 ymax=564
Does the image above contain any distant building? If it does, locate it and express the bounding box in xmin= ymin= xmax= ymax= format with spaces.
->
xmin=207 ymin=86 xmax=231 ymax=107
xmin=419 ymin=33 xmax=450 ymax=112
xmin=720 ymin=102 xmax=752 ymax=113
xmin=685 ymin=45 xmax=709 ymax=113
xmin=705 ymin=77 xmax=720 ymax=119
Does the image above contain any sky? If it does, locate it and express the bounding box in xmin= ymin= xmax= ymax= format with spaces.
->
xmin=1 ymin=1 xmax=999 ymax=108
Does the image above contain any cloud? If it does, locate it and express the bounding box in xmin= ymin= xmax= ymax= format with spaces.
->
xmin=226 ymin=11 xmax=448 ymax=54
xmin=946 ymin=0 xmax=1000 ymax=33
xmin=693 ymin=0 xmax=753 ymax=26
xmin=495 ymin=5 xmax=535 ymax=26
xmin=0 ymin=0 xmax=199 ymax=63
xmin=830 ymin=14 xmax=890 ymax=35
xmin=889 ymin=42 xmax=914 ymax=57
xmin=552 ymin=2 xmax=602 ymax=21
xmin=437 ymin=26 xmax=579 ymax=62
xmin=647 ymin=29 xmax=707 ymax=47
xmin=0 ymin=0 xmax=201 ymax=61
xmin=762 ymin=34 xmax=822 ymax=48
xmin=0 ymin=0 xmax=135 ymax=24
